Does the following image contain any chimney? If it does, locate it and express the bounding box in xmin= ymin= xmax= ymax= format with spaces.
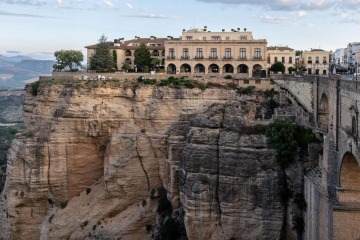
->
xmin=204 ymin=26 xmax=207 ymax=28
xmin=150 ymin=36 xmax=155 ymax=40
xmin=222 ymin=29 xmax=225 ymax=32
xmin=244 ymin=28 xmax=247 ymax=31
xmin=183 ymin=29 xmax=186 ymax=32
xmin=237 ymin=28 xmax=240 ymax=31
xmin=119 ymin=38 xmax=124 ymax=43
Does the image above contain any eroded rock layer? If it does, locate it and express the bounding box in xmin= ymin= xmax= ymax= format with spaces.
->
xmin=0 ymin=81 xmax=285 ymax=239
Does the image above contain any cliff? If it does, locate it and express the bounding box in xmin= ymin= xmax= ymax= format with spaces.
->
xmin=0 ymin=80 xmax=290 ymax=239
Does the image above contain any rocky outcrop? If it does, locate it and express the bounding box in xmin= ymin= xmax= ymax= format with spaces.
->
xmin=0 ymin=80 xmax=289 ymax=239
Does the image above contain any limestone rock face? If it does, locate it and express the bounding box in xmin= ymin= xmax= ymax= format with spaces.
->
xmin=0 ymin=81 xmax=286 ymax=239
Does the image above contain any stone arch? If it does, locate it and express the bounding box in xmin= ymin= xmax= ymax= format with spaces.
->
xmin=180 ymin=63 xmax=191 ymax=73
xmin=223 ymin=64 xmax=234 ymax=73
xmin=152 ymin=50 xmax=159 ymax=56
xmin=125 ymin=58 xmax=132 ymax=65
xmin=125 ymin=50 xmax=132 ymax=56
xmin=167 ymin=64 xmax=176 ymax=74
xmin=194 ymin=64 xmax=205 ymax=73
xmin=340 ymin=152 xmax=360 ymax=190
xmin=319 ymin=93 xmax=329 ymax=130
xmin=209 ymin=64 xmax=219 ymax=73
xmin=237 ymin=64 xmax=249 ymax=73
xmin=253 ymin=64 xmax=262 ymax=78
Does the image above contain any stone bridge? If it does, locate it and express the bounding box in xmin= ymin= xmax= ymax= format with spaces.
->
xmin=274 ymin=75 xmax=360 ymax=240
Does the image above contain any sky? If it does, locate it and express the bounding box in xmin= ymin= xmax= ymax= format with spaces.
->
xmin=0 ymin=0 xmax=360 ymax=60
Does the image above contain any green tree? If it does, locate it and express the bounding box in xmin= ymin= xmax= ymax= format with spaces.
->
xmin=288 ymin=66 xmax=297 ymax=73
xmin=121 ymin=63 xmax=131 ymax=72
xmin=89 ymin=34 xmax=113 ymax=72
xmin=134 ymin=43 xmax=152 ymax=72
xmin=112 ymin=50 xmax=118 ymax=70
xmin=270 ymin=62 xmax=286 ymax=73
xmin=295 ymin=50 xmax=303 ymax=56
xmin=151 ymin=58 xmax=161 ymax=71
xmin=53 ymin=50 xmax=83 ymax=72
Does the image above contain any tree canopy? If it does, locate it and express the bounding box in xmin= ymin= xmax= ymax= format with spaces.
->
xmin=89 ymin=34 xmax=114 ymax=72
xmin=134 ymin=43 xmax=152 ymax=72
xmin=53 ymin=50 xmax=83 ymax=72
xmin=270 ymin=62 xmax=286 ymax=73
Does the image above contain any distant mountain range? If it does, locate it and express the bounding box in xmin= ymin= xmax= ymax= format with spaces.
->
xmin=0 ymin=55 xmax=55 ymax=90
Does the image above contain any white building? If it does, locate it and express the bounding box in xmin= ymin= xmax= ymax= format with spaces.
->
xmin=344 ymin=42 xmax=360 ymax=70
xmin=333 ymin=48 xmax=345 ymax=67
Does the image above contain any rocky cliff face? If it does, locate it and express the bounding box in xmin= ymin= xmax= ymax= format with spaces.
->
xmin=0 ymin=81 xmax=287 ymax=239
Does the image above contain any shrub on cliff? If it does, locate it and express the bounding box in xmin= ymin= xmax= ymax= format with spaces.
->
xmin=31 ymin=81 xmax=40 ymax=96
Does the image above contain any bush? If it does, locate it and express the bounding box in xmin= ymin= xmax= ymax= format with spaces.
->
xmin=236 ymin=86 xmax=255 ymax=95
xmin=31 ymin=81 xmax=40 ymax=96
xmin=224 ymin=75 xmax=233 ymax=79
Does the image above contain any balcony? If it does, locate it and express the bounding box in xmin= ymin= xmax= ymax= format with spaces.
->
xmin=167 ymin=56 xmax=175 ymax=60
xmin=323 ymin=61 xmax=327 ymax=64
xmin=308 ymin=61 xmax=313 ymax=64
xmin=223 ymin=56 xmax=233 ymax=60
xmin=253 ymin=57 xmax=262 ymax=60
xmin=195 ymin=56 xmax=204 ymax=60
xmin=315 ymin=61 xmax=319 ymax=64
xmin=181 ymin=56 xmax=190 ymax=60
xmin=209 ymin=56 xmax=218 ymax=60
xmin=238 ymin=57 xmax=247 ymax=60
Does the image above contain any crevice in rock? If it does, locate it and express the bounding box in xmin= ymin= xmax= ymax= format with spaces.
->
xmin=135 ymin=135 xmax=150 ymax=192
xmin=215 ymin=130 xmax=224 ymax=233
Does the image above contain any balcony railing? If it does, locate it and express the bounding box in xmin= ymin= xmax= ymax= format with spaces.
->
xmin=323 ymin=61 xmax=327 ymax=64
xmin=253 ymin=56 xmax=262 ymax=60
xmin=167 ymin=56 xmax=175 ymax=59
xmin=181 ymin=56 xmax=190 ymax=60
xmin=308 ymin=61 xmax=313 ymax=64
xmin=315 ymin=61 xmax=319 ymax=64
xmin=223 ymin=56 xmax=233 ymax=60
xmin=238 ymin=57 xmax=247 ymax=60
xmin=195 ymin=56 xmax=204 ymax=59
xmin=209 ymin=56 xmax=218 ymax=59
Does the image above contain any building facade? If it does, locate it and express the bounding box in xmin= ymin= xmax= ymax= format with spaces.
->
xmin=333 ymin=48 xmax=346 ymax=68
xmin=267 ymin=46 xmax=296 ymax=74
xmin=344 ymin=42 xmax=360 ymax=70
xmin=85 ymin=37 xmax=170 ymax=71
xmin=164 ymin=28 xmax=268 ymax=78
xmin=301 ymin=49 xmax=330 ymax=75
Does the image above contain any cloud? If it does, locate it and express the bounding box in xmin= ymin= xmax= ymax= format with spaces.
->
xmin=0 ymin=10 xmax=49 ymax=18
xmin=306 ymin=23 xmax=314 ymax=28
xmin=6 ymin=50 xmax=21 ymax=54
xmin=195 ymin=0 xmax=338 ymax=11
xmin=298 ymin=11 xmax=307 ymax=17
xmin=102 ymin=0 xmax=113 ymax=7
xmin=260 ymin=15 xmax=288 ymax=24
xmin=341 ymin=0 xmax=360 ymax=10
xmin=122 ymin=13 xmax=178 ymax=19
xmin=126 ymin=2 xmax=133 ymax=9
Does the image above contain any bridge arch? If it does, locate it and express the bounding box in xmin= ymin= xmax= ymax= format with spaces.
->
xmin=319 ymin=93 xmax=329 ymax=130
xmin=340 ymin=152 xmax=360 ymax=190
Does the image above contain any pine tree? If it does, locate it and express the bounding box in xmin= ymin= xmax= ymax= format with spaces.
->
xmin=134 ymin=43 xmax=152 ymax=72
xmin=89 ymin=35 xmax=113 ymax=72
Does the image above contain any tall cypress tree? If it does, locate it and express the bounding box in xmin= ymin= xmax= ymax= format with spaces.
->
xmin=89 ymin=34 xmax=113 ymax=72
xmin=134 ymin=43 xmax=152 ymax=72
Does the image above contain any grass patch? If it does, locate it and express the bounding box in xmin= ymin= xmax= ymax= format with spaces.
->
xmin=236 ymin=86 xmax=255 ymax=95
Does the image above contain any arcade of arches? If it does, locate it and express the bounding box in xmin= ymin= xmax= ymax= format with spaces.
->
xmin=166 ymin=63 xmax=263 ymax=75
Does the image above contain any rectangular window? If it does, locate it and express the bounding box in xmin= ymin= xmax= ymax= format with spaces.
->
xmin=308 ymin=57 xmax=312 ymax=64
xmin=186 ymin=36 xmax=193 ymax=40
xmin=274 ymin=57 xmax=278 ymax=63
xmin=254 ymin=48 xmax=261 ymax=59
xmin=225 ymin=48 xmax=231 ymax=59
xmin=182 ymin=48 xmax=189 ymax=59
xmin=169 ymin=48 xmax=175 ymax=59
xmin=196 ymin=48 xmax=203 ymax=59
xmin=323 ymin=56 xmax=327 ymax=64
xmin=282 ymin=57 xmax=285 ymax=63
xmin=289 ymin=57 xmax=293 ymax=64
xmin=255 ymin=79 xmax=261 ymax=84
xmin=210 ymin=48 xmax=217 ymax=59
xmin=244 ymin=79 xmax=249 ymax=84
xmin=212 ymin=36 xmax=220 ymax=40
xmin=315 ymin=57 xmax=319 ymax=64
xmin=240 ymin=48 xmax=246 ymax=59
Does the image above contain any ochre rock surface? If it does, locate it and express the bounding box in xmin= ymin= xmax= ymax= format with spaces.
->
xmin=0 ymin=81 xmax=285 ymax=239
